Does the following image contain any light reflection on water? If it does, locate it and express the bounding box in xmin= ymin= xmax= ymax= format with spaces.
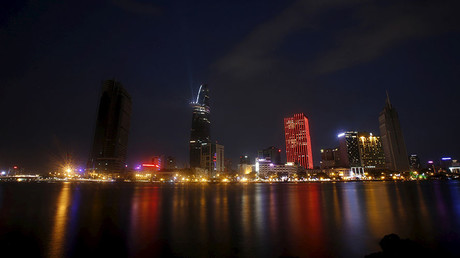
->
xmin=0 ymin=181 xmax=460 ymax=257
xmin=48 ymin=182 xmax=71 ymax=258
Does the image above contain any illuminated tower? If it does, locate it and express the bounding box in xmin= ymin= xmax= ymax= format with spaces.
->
xmin=284 ymin=113 xmax=313 ymax=169
xmin=190 ymin=84 xmax=211 ymax=168
xmin=379 ymin=92 xmax=409 ymax=171
xmin=87 ymin=79 xmax=132 ymax=174
xmin=357 ymin=132 xmax=385 ymax=169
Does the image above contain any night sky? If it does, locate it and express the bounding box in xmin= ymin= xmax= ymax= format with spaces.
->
xmin=1 ymin=0 xmax=459 ymax=172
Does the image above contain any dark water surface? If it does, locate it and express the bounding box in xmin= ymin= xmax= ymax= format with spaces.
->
xmin=1 ymin=181 xmax=460 ymax=257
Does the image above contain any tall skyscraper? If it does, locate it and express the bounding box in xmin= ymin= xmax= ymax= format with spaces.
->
xmin=284 ymin=113 xmax=313 ymax=169
xmin=87 ymin=79 xmax=132 ymax=174
xmin=190 ymin=84 xmax=211 ymax=168
xmin=379 ymin=93 xmax=409 ymax=172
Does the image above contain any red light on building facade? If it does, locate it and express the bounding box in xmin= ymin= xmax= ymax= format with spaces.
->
xmin=142 ymin=164 xmax=159 ymax=167
xmin=284 ymin=113 xmax=313 ymax=169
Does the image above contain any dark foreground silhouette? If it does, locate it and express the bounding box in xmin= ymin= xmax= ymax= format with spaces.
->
xmin=1 ymin=230 xmax=458 ymax=257
xmin=365 ymin=233 xmax=456 ymax=258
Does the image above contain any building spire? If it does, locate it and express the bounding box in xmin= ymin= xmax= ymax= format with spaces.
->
xmin=386 ymin=90 xmax=392 ymax=108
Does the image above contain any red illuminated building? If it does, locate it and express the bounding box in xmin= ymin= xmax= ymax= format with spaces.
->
xmin=284 ymin=113 xmax=313 ymax=169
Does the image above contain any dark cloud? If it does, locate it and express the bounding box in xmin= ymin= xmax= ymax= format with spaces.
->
xmin=312 ymin=0 xmax=460 ymax=75
xmin=215 ymin=0 xmax=459 ymax=79
xmin=214 ymin=0 xmax=364 ymax=79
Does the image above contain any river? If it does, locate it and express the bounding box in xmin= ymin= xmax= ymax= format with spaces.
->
xmin=0 ymin=181 xmax=459 ymax=257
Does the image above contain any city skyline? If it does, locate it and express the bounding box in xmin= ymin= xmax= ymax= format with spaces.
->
xmin=1 ymin=1 xmax=459 ymax=172
xmin=2 ymin=2 xmax=460 ymax=258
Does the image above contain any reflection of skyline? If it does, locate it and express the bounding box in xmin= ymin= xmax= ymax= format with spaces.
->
xmin=293 ymin=183 xmax=326 ymax=256
xmin=129 ymin=185 xmax=160 ymax=257
xmin=342 ymin=183 xmax=367 ymax=255
xmin=2 ymin=182 xmax=458 ymax=257
xmin=364 ymin=183 xmax=395 ymax=239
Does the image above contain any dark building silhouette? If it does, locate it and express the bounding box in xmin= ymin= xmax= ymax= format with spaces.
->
xmin=409 ymin=154 xmax=421 ymax=171
xmin=87 ymin=80 xmax=132 ymax=174
xmin=320 ymin=148 xmax=340 ymax=169
xmin=258 ymin=146 xmax=282 ymax=165
xmin=239 ymin=155 xmax=251 ymax=165
xmin=189 ymin=84 xmax=211 ymax=168
xmin=379 ymin=93 xmax=409 ymax=172
xmin=440 ymin=157 xmax=453 ymax=170
xmin=165 ymin=156 xmax=177 ymax=170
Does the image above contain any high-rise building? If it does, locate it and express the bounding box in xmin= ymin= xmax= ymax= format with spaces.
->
xmin=379 ymin=93 xmax=409 ymax=172
xmin=409 ymin=154 xmax=421 ymax=171
xmin=338 ymin=131 xmax=361 ymax=167
xmin=258 ymin=146 xmax=282 ymax=165
xmin=320 ymin=148 xmax=340 ymax=169
xmin=284 ymin=113 xmax=313 ymax=169
xmin=357 ymin=132 xmax=386 ymax=169
xmin=87 ymin=79 xmax=132 ymax=174
xmin=190 ymin=84 xmax=211 ymax=168
xmin=200 ymin=142 xmax=224 ymax=177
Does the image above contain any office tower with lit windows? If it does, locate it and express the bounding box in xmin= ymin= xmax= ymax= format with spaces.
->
xmin=284 ymin=113 xmax=313 ymax=169
xmin=258 ymin=146 xmax=282 ymax=165
xmin=190 ymin=84 xmax=211 ymax=168
xmin=357 ymin=132 xmax=386 ymax=169
xmin=337 ymin=131 xmax=361 ymax=167
xmin=379 ymin=93 xmax=410 ymax=171
xmin=87 ymin=79 xmax=132 ymax=174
